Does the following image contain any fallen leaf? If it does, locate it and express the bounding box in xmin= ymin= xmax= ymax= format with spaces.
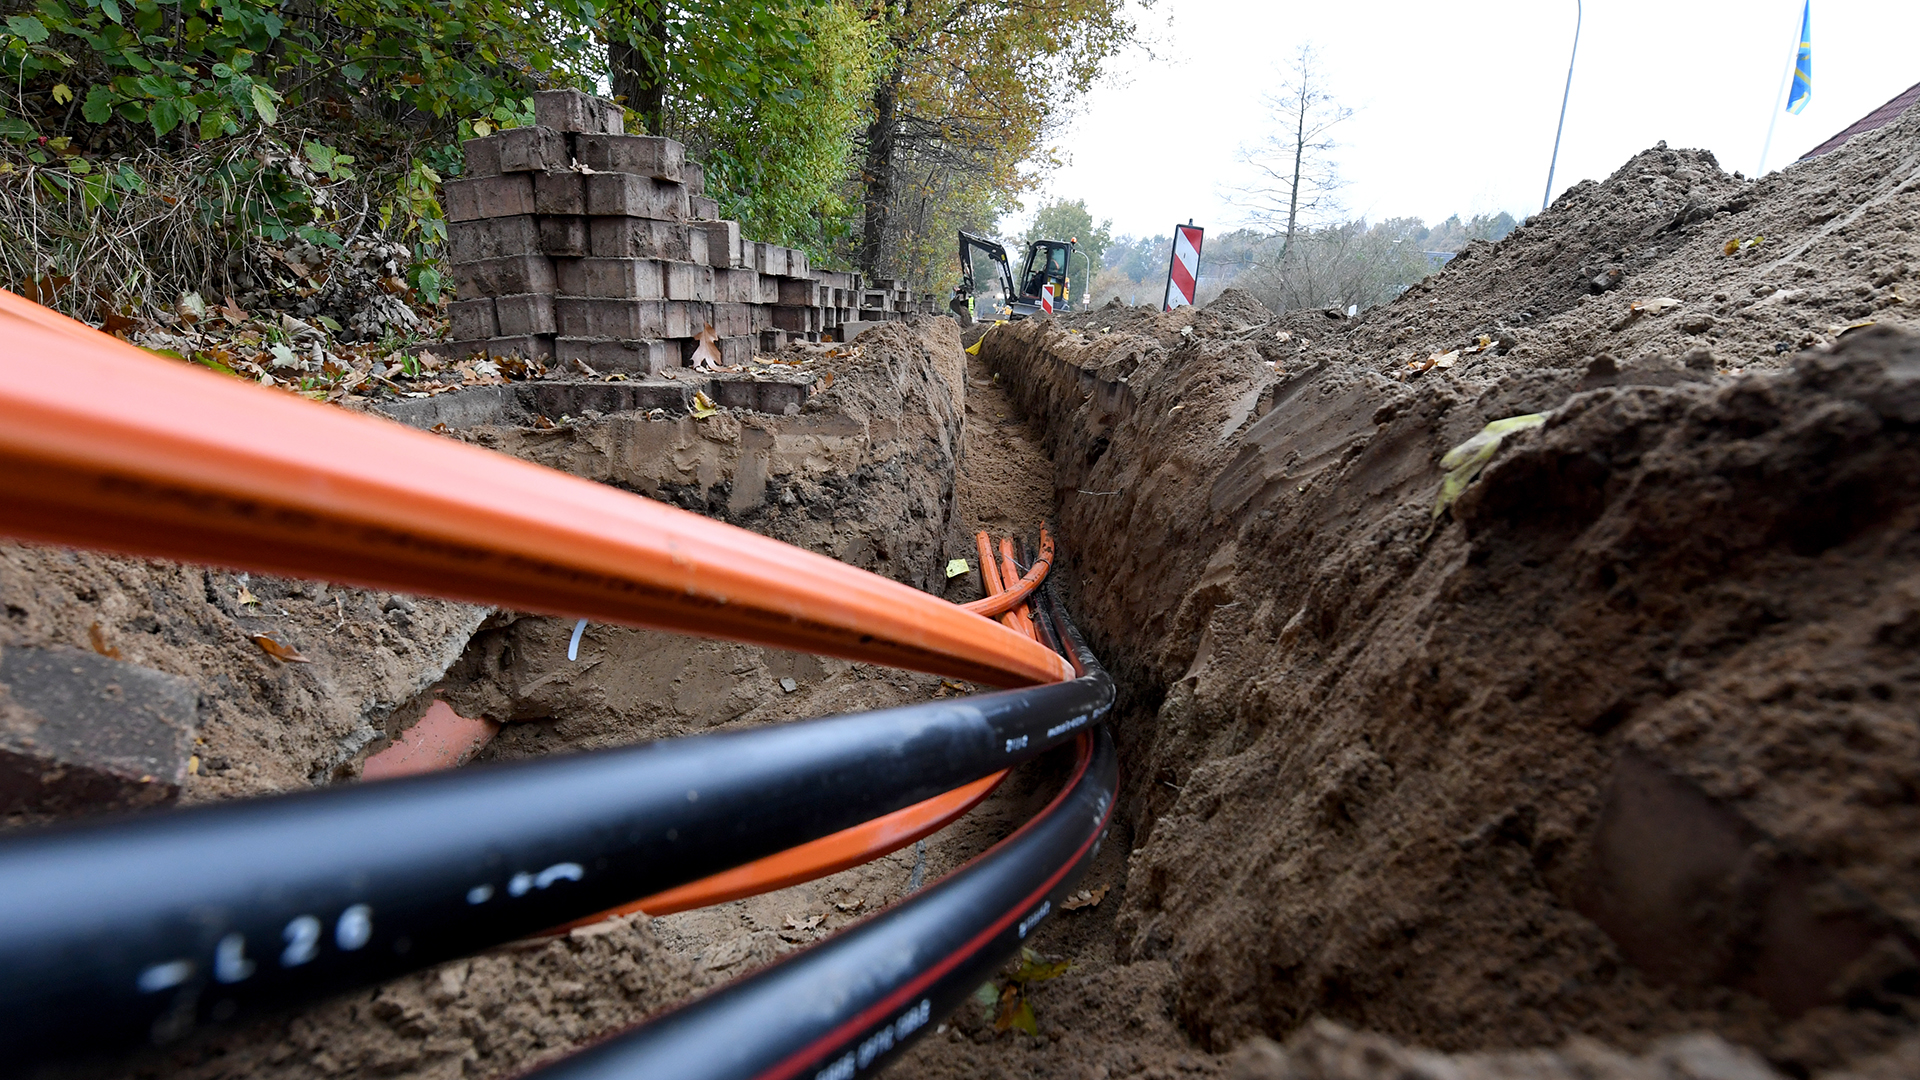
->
xmin=1433 ymin=413 xmax=1550 ymax=520
xmin=251 ymin=634 xmax=310 ymax=663
xmin=1061 ymin=884 xmax=1109 ymax=911
xmin=88 ymin=621 xmax=122 ymax=659
xmin=945 ymin=558 xmax=971 ymax=579
xmin=236 ymin=583 xmax=260 ymax=606
xmin=833 ymin=897 xmax=864 ymax=913
xmin=1010 ymin=949 xmax=1071 ymax=983
xmin=691 ymin=390 xmax=718 ymax=419
xmin=996 ymin=992 xmax=1038 ymax=1036
xmin=219 ymin=296 xmax=249 ymax=323
xmin=1631 ymin=297 xmax=1682 ymax=314
xmin=689 ymin=323 xmax=723 ymax=370
xmin=972 ymin=982 xmax=1000 ymax=1019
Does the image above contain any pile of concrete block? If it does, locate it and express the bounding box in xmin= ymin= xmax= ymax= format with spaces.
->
xmin=444 ymin=89 xmax=883 ymax=373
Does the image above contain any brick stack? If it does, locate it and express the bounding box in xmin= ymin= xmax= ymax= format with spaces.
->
xmin=444 ymin=90 xmax=862 ymax=373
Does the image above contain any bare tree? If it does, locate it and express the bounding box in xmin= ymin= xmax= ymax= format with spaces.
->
xmin=1234 ymin=45 xmax=1352 ymax=257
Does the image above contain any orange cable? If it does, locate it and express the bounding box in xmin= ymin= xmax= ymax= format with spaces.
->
xmin=960 ymin=527 xmax=1052 ymax=618
xmin=0 ymin=290 xmax=1071 ymax=688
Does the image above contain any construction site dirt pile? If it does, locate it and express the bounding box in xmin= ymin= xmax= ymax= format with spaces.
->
xmin=959 ymin=103 xmax=1920 ymax=1079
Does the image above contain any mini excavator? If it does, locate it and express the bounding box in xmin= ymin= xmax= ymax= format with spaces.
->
xmin=951 ymin=231 xmax=1088 ymax=325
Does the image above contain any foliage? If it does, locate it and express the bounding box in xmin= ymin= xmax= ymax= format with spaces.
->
xmin=1232 ymin=43 xmax=1351 ymax=252
xmin=0 ymin=128 xmax=451 ymax=318
xmin=1415 ymin=211 xmax=1519 ymax=252
xmin=1089 ymin=210 xmax=1522 ymax=317
xmin=1024 ymin=197 xmax=1112 ymax=305
xmin=856 ymin=0 xmax=1141 ymax=281
xmin=1 ymin=0 xmax=600 ymax=149
xmin=1231 ymin=218 xmax=1438 ymax=314
xmin=661 ymin=0 xmax=880 ymax=259
xmin=0 ymin=0 xmax=603 ymax=316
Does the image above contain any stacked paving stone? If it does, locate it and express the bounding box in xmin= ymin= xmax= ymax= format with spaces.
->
xmin=443 ymin=90 xmax=908 ymax=374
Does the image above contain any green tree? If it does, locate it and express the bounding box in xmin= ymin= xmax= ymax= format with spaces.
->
xmin=856 ymin=0 xmax=1140 ymax=282
xmin=602 ymin=0 xmax=880 ymax=258
xmin=1025 ymin=198 xmax=1111 ymax=306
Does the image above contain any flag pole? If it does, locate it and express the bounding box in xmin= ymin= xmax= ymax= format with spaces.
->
xmin=1757 ymin=1 xmax=1804 ymax=175
xmin=1542 ymin=0 xmax=1582 ymax=213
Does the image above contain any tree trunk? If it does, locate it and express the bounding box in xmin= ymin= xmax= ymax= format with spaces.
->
xmin=608 ymin=2 xmax=669 ymax=135
xmin=1284 ymin=89 xmax=1306 ymax=258
xmin=858 ymin=66 xmax=901 ymax=281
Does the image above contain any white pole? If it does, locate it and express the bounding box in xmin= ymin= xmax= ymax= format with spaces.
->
xmin=1757 ymin=1 xmax=1803 ymax=176
xmin=1542 ymin=0 xmax=1582 ymax=212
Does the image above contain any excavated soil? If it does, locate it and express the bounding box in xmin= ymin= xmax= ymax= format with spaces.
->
xmin=9 ymin=105 xmax=1920 ymax=1080
xmin=950 ymin=105 xmax=1920 ymax=1079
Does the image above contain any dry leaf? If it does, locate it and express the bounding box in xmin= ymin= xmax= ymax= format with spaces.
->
xmin=689 ymin=324 xmax=723 ymax=370
xmin=691 ymin=390 xmax=718 ymax=419
xmin=251 ymin=634 xmax=310 ymax=664
xmin=1061 ymin=884 xmax=1109 ymax=911
xmin=1631 ymin=297 xmax=1682 ymax=314
xmin=237 ymin=583 xmax=260 ymax=606
xmin=88 ymin=621 xmax=122 ymax=659
xmin=833 ymin=897 xmax=864 ymax=912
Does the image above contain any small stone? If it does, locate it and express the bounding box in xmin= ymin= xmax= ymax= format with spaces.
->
xmin=779 ymin=677 xmax=797 ymax=693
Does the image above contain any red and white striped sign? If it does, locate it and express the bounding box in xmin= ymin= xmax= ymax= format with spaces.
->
xmin=1162 ymin=224 xmax=1204 ymax=311
xmin=1040 ymin=282 xmax=1055 ymax=315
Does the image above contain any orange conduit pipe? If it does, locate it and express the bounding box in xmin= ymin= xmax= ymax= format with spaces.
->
xmin=960 ymin=527 xmax=1053 ymax=619
xmin=0 ymin=291 xmax=1070 ymax=688
xmin=550 ymin=769 xmax=1006 ymax=928
xmin=997 ymin=538 xmax=1039 ymax=641
xmin=973 ymin=531 xmax=1024 ymax=636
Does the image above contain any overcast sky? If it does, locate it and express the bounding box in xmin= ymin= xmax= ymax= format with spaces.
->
xmin=1014 ymin=0 xmax=1920 ymax=242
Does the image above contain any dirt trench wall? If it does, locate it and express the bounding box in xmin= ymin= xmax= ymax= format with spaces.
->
xmin=417 ymin=317 xmax=968 ymax=595
xmin=977 ymin=112 xmax=1920 ymax=1074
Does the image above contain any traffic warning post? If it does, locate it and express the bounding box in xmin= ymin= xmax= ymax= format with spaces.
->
xmin=1162 ymin=223 xmax=1204 ymax=311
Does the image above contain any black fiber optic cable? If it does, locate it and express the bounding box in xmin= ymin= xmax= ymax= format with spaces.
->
xmin=0 ymin=658 xmax=1112 ymax=1068
xmin=524 ymin=592 xmax=1116 ymax=1080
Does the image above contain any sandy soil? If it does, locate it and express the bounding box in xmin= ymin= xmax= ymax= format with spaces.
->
xmin=963 ymin=104 xmax=1920 ymax=1078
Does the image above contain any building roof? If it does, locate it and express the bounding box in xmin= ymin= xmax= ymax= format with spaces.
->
xmin=1799 ymin=79 xmax=1920 ymax=160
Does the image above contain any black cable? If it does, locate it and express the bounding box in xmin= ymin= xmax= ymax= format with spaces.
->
xmin=523 ymin=596 xmax=1115 ymax=1080
xmin=0 ymin=666 xmax=1112 ymax=1068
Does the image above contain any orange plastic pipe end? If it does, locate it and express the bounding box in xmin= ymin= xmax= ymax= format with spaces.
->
xmin=960 ymin=527 xmax=1052 ymax=618
xmin=361 ymin=700 xmax=501 ymax=781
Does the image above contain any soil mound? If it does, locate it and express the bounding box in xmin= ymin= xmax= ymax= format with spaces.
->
xmin=969 ymin=99 xmax=1920 ymax=1078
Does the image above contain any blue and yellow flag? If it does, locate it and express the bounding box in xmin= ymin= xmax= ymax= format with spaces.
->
xmin=1786 ymin=1 xmax=1812 ymax=114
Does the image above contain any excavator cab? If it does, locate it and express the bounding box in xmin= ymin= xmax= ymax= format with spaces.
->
xmin=956 ymin=231 xmax=1077 ymax=322
xmin=1018 ymin=240 xmax=1076 ymax=311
